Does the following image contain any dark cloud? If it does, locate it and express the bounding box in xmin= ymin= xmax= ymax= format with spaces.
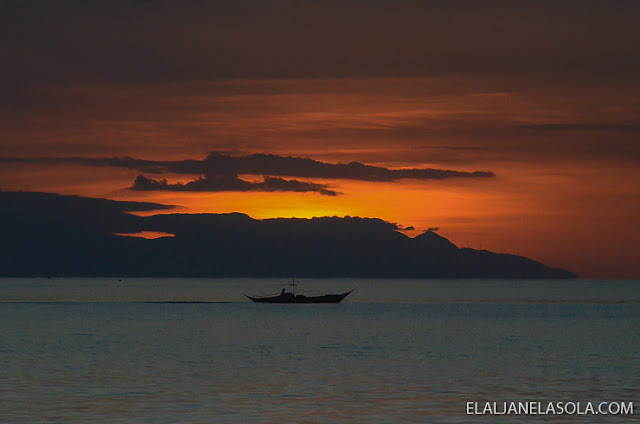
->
xmin=2 ymin=1 xmax=639 ymax=86
xmin=0 ymin=152 xmax=495 ymax=181
xmin=0 ymin=190 xmax=174 ymax=217
xmin=201 ymin=152 xmax=495 ymax=181
xmin=131 ymin=174 xmax=340 ymax=196
xmin=426 ymin=227 xmax=440 ymax=232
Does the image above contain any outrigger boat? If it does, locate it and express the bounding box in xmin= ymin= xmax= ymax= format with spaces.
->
xmin=244 ymin=279 xmax=353 ymax=304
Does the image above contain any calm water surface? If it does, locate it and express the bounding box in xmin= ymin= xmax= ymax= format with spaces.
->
xmin=1 ymin=279 xmax=639 ymax=423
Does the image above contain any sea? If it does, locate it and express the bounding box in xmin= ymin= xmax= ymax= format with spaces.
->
xmin=1 ymin=278 xmax=639 ymax=423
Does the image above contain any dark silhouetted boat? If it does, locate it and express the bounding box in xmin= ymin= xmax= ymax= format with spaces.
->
xmin=244 ymin=279 xmax=353 ymax=303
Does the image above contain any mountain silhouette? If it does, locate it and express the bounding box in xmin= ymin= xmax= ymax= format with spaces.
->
xmin=0 ymin=191 xmax=576 ymax=278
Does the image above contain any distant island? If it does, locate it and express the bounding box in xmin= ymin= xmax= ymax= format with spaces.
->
xmin=0 ymin=191 xmax=576 ymax=278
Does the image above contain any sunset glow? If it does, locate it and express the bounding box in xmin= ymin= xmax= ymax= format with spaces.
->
xmin=113 ymin=231 xmax=176 ymax=240
xmin=2 ymin=2 xmax=639 ymax=279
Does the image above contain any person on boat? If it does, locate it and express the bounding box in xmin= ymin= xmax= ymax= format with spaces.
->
xmin=281 ymin=288 xmax=286 ymax=295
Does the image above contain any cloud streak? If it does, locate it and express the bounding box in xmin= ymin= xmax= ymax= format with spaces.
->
xmin=519 ymin=123 xmax=640 ymax=134
xmin=131 ymin=174 xmax=340 ymax=196
xmin=0 ymin=152 xmax=495 ymax=182
xmin=0 ymin=152 xmax=493 ymax=196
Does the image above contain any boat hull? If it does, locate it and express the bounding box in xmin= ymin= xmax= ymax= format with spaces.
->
xmin=245 ymin=290 xmax=353 ymax=304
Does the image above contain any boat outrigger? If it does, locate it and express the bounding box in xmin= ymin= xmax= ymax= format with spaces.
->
xmin=244 ymin=279 xmax=354 ymax=304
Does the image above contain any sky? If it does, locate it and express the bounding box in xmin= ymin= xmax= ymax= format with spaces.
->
xmin=1 ymin=1 xmax=640 ymax=278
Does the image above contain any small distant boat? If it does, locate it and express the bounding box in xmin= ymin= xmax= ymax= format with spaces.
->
xmin=244 ymin=279 xmax=353 ymax=304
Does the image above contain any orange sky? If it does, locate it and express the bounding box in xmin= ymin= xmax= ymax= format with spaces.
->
xmin=2 ymin=77 xmax=639 ymax=278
